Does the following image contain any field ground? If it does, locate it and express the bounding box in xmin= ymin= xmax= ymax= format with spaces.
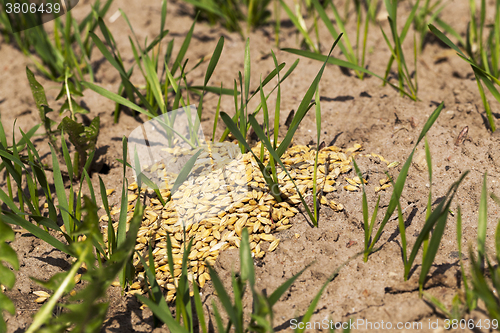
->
xmin=2 ymin=0 xmax=500 ymax=331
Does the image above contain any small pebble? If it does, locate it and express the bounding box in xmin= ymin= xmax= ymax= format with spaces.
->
xmin=346 ymin=240 xmax=357 ymax=248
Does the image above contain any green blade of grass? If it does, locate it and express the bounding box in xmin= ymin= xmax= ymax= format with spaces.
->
xmin=220 ymin=112 xmax=282 ymax=202
xmin=353 ymin=159 xmax=381 ymax=258
xmin=407 ymin=171 xmax=469 ymax=280
xmin=9 ymin=128 xmax=29 ymax=216
xmin=418 ymin=205 xmax=450 ymax=294
xmin=239 ymin=72 xmax=246 ymax=152
xmin=434 ymin=18 xmax=466 ymax=46
xmin=183 ymin=0 xmax=225 ymax=18
xmin=381 ymin=0 xmax=419 ymax=99
xmin=72 ymin=18 xmax=93 ymax=82
xmin=312 ymin=0 xmax=354 ymax=63
xmin=281 ymin=47 xmax=414 ymax=99
xmin=116 ymin=139 xmax=129 ymax=249
xmin=367 ymin=102 xmax=444 ymax=259
xmin=136 ymin=251 xmax=167 ymax=310
xmin=0 ymin=188 xmax=20 ymax=213
xmin=87 ymin=32 xmax=155 ymax=111
xmin=160 ymin=0 xmax=167 ymax=33
xmin=9 ymin=124 xmax=42 ymax=150
xmin=1 ymin=212 xmax=69 ymax=255
xmin=170 ymin=149 xmax=203 ymax=195
xmin=271 ymin=51 xmax=281 ymax=149
xmin=219 ymin=61 xmax=292 ymax=142
xmin=117 ymin=10 xmax=144 ymax=55
xmin=424 ymin=137 xmax=433 ymax=216
xmin=171 ymin=15 xmax=198 ymax=77
xmin=313 ymin=86 xmax=321 ymax=221
xmin=82 ymin=170 xmax=96 ymax=207
xmin=400 ymin=0 xmax=421 ymax=42
xmin=26 ymin=252 xmax=84 ymax=333
xmin=240 ymin=228 xmax=255 ymax=288
xmin=192 ymin=282 xmax=208 ymax=333
xmin=0 ymin=118 xmax=7 ymax=148
xmin=120 ymin=198 xmax=143 ymax=288
xmin=143 ymin=53 xmax=166 ymax=114
xmin=203 ymin=38 xmax=225 ymax=87
xmin=99 ymin=176 xmax=116 ymax=255
xmin=165 ymin=236 xmax=175 ymax=304
xmin=0 ymin=149 xmax=23 ymax=185
xmin=207 ymin=265 xmax=240 ymax=331
xmin=268 ymin=265 xmax=309 ymax=307
xmin=196 ymin=36 xmax=224 ymax=137
xmin=136 ymin=294 xmax=190 ymax=332
xmin=473 ymin=69 xmax=497 ymax=132
xmin=212 ymin=83 xmax=223 ymax=143
xmin=468 ymin=249 xmax=500 ymax=319
xmin=251 ymin=62 xmax=290 ymax=100
xmin=423 ymin=136 xmax=433 ymax=257
xmin=353 ymin=159 xmax=369 ymax=240
xmin=211 ymin=301 xmax=226 ymax=333
xmin=368 ymin=196 xmax=381 ymax=242
xmin=429 ymin=24 xmax=497 ymax=79
xmin=164 ymin=63 xmax=187 ymax=110
xmin=456 ymin=205 xmax=477 ymax=310
xmin=256 ymin=83 xmax=271 ymax=168
xmin=50 ymin=144 xmax=72 ymax=235
xmin=422 ymin=292 xmax=452 ymax=318
xmin=280 ymin=0 xmax=317 ymax=52
xmin=229 ymin=272 xmax=244 ymax=333
xmin=187 ymin=85 xmax=235 ymax=95
xmin=295 ymin=251 xmax=362 ymax=333
xmin=493 ymin=0 xmax=500 ymax=78
xmin=294 ymin=279 xmax=329 ymax=333
xmin=248 ymin=114 xmax=316 ymax=225
xmin=30 ymin=216 xmax=62 ymax=233
xmin=259 ymin=77 xmax=270 ymax=142
xmin=0 ymin=218 xmax=18 ymax=284
xmin=60 ymin=130 xmax=74 ymax=181
xmin=477 ymin=172 xmax=488 ymax=262
xmin=277 ymin=36 xmax=342 ymax=159
xmin=244 ymin=38 xmax=251 ymax=103
xmin=21 ymin=138 xmax=58 ymax=221
xmin=175 ymin=238 xmax=194 ymax=328
xmin=87 ymin=0 xmax=113 ymax=33
xmin=82 ymin=81 xmax=154 ymax=118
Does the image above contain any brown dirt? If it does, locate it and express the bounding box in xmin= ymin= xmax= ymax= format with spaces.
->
xmin=2 ymin=0 xmax=500 ymax=332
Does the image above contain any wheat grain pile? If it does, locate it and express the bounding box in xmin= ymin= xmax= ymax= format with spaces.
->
xmin=102 ymin=141 xmax=394 ymax=301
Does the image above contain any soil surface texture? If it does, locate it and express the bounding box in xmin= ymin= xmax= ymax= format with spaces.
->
xmin=2 ymin=0 xmax=500 ymax=332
